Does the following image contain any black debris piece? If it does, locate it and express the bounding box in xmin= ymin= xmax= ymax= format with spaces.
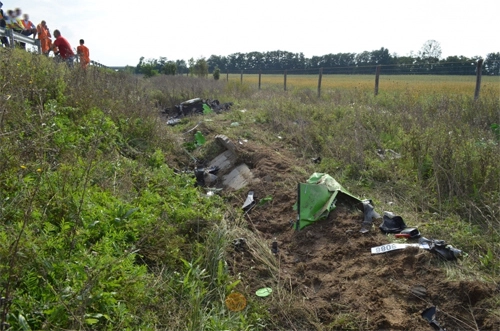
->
xmin=397 ymin=227 xmax=421 ymax=239
xmin=232 ymin=238 xmax=247 ymax=252
xmin=194 ymin=166 xmax=220 ymax=187
xmin=271 ymin=240 xmax=279 ymax=255
xmin=379 ymin=211 xmax=407 ymax=233
xmin=419 ymin=237 xmax=462 ymax=261
xmin=174 ymin=98 xmax=233 ymax=117
xmin=421 ymin=306 xmax=445 ymax=331
xmin=359 ymin=200 xmax=381 ymax=232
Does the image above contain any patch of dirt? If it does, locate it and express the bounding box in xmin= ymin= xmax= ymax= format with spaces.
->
xmin=225 ymin=140 xmax=500 ymax=331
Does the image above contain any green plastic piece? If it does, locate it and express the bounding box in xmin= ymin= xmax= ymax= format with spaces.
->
xmin=255 ymin=287 xmax=272 ymax=297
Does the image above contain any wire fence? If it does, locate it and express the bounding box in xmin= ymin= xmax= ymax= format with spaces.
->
xmin=224 ymin=60 xmax=487 ymax=100
xmin=225 ymin=61 xmax=488 ymax=76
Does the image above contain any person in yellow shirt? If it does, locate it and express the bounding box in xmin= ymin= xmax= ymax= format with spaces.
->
xmin=76 ymin=39 xmax=90 ymax=69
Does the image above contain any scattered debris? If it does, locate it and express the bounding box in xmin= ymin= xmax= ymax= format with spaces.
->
xmin=371 ymin=242 xmax=429 ymax=254
xmin=183 ymin=121 xmax=201 ymax=134
xmin=359 ymin=199 xmax=381 ymax=232
xmin=395 ymin=227 xmax=421 ymax=239
xmin=232 ymin=238 xmax=247 ymax=252
xmin=295 ymin=173 xmax=362 ymax=230
xmin=255 ymin=287 xmax=273 ymax=297
xmin=222 ymin=164 xmax=254 ymax=191
xmin=419 ymin=237 xmax=463 ymax=260
xmin=167 ymin=118 xmax=181 ymax=126
xmin=225 ymin=292 xmax=247 ymax=312
xmin=194 ymin=166 xmax=219 ymax=187
xmin=164 ymin=98 xmax=233 ymax=124
xmin=257 ymin=196 xmax=273 ymax=206
xmin=194 ymin=131 xmax=206 ymax=146
xmin=271 ymin=239 xmax=279 ymax=255
xmin=379 ymin=211 xmax=407 ymax=233
xmin=311 ymin=156 xmax=322 ymax=164
xmin=421 ymin=306 xmax=445 ymax=331
xmin=242 ymin=191 xmax=255 ymax=211
xmin=175 ymin=98 xmax=233 ymax=116
xmin=410 ymin=285 xmax=427 ymax=297
xmin=376 ymin=148 xmax=402 ymax=160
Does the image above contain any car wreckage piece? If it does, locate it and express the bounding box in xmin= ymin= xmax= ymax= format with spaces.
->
xmin=175 ymin=98 xmax=233 ymax=117
xmin=295 ymin=173 xmax=370 ymax=230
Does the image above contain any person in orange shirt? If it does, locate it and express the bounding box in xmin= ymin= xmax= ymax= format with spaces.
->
xmin=36 ymin=20 xmax=52 ymax=55
xmin=76 ymin=39 xmax=90 ymax=69
xmin=20 ymin=13 xmax=37 ymax=39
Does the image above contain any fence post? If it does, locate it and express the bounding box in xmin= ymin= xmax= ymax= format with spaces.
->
xmin=374 ymin=65 xmax=381 ymax=96
xmin=317 ymin=67 xmax=323 ymax=98
xmin=258 ymin=70 xmax=261 ymax=90
xmin=284 ymin=70 xmax=287 ymax=91
xmin=240 ymin=70 xmax=243 ymax=84
xmin=35 ymin=39 xmax=41 ymax=54
xmin=7 ymin=29 xmax=14 ymax=49
xmin=474 ymin=59 xmax=483 ymax=101
xmin=226 ymin=70 xmax=229 ymax=81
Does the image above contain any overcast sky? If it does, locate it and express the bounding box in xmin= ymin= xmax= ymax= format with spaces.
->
xmin=7 ymin=0 xmax=500 ymax=67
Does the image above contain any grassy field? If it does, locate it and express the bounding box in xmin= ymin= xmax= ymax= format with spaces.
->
xmin=1 ymin=47 xmax=499 ymax=330
xmin=227 ymin=73 xmax=500 ymax=96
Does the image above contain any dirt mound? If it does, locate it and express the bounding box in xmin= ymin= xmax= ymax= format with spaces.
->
xmin=226 ymin=141 xmax=500 ymax=331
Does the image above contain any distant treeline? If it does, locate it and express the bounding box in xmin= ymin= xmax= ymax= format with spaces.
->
xmin=130 ymin=47 xmax=500 ymax=76
xmin=205 ymin=49 xmax=500 ymax=75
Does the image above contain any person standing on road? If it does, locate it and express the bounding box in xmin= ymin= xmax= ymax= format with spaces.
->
xmin=51 ymin=29 xmax=75 ymax=67
xmin=37 ymin=20 xmax=53 ymax=54
xmin=76 ymin=39 xmax=90 ymax=69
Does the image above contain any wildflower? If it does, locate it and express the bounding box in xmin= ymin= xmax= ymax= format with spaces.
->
xmin=36 ymin=168 xmax=42 ymax=172
xmin=20 ymin=165 xmax=27 ymax=169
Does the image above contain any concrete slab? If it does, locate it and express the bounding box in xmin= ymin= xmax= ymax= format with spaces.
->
xmin=215 ymin=134 xmax=236 ymax=154
xmin=222 ymin=164 xmax=254 ymax=191
xmin=208 ymin=149 xmax=237 ymax=174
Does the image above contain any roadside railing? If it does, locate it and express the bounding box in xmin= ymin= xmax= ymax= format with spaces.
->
xmin=0 ymin=27 xmax=41 ymax=53
xmin=1 ymin=27 xmax=108 ymax=68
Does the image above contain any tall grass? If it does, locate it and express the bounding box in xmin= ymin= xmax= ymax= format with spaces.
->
xmin=1 ymin=47 xmax=499 ymax=330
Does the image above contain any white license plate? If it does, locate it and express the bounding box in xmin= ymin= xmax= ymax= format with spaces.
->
xmin=371 ymin=243 xmax=428 ymax=254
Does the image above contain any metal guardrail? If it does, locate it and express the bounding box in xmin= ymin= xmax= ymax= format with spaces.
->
xmin=0 ymin=26 xmax=41 ymax=53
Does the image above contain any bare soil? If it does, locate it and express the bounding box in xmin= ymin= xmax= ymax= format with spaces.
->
xmin=224 ymin=140 xmax=500 ymax=331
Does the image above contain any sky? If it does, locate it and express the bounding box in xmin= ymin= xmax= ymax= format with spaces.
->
xmin=7 ymin=0 xmax=500 ymax=67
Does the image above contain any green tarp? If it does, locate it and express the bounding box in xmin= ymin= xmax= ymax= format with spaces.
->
xmin=295 ymin=173 xmax=361 ymax=230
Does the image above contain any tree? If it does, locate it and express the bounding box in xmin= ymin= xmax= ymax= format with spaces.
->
xmin=188 ymin=58 xmax=195 ymax=76
xmin=419 ymin=40 xmax=442 ymax=61
xmin=163 ymin=61 xmax=177 ymax=75
xmin=213 ymin=67 xmax=220 ymax=80
xmin=136 ymin=57 xmax=159 ymax=78
xmin=176 ymin=60 xmax=187 ymax=75
xmin=484 ymin=52 xmax=500 ymax=75
xmin=191 ymin=58 xmax=208 ymax=77
xmin=370 ymin=47 xmax=391 ymax=65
